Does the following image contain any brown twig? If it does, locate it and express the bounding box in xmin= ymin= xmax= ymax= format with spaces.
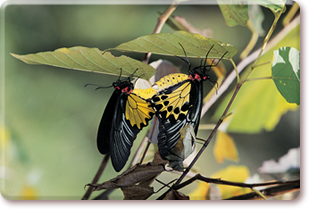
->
xmin=82 ymin=153 xmax=110 ymax=200
xmin=139 ymin=117 xmax=158 ymax=165
xmin=175 ymin=173 xmax=299 ymax=191
xmin=225 ymin=181 xmax=300 ymax=200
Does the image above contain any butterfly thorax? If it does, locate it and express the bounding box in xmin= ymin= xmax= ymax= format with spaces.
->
xmin=113 ymin=80 xmax=134 ymax=94
xmin=188 ymin=68 xmax=211 ymax=82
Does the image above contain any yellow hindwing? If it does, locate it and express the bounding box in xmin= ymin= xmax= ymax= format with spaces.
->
xmin=125 ymin=94 xmax=155 ymax=129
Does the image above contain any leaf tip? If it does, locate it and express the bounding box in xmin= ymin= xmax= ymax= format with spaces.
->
xmin=57 ymin=47 xmax=70 ymax=54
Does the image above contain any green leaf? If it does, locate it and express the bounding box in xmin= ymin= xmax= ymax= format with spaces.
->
xmin=217 ymin=0 xmax=249 ymax=26
xmin=272 ymin=47 xmax=300 ymax=105
xmin=249 ymin=4 xmax=265 ymax=36
xmin=110 ymin=31 xmax=237 ymax=59
xmin=212 ymin=24 xmax=299 ymax=133
xmin=248 ymin=0 xmax=286 ymax=14
xmin=11 ymin=46 xmax=156 ymax=80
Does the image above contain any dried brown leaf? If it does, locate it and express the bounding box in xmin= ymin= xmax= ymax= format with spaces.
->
xmin=163 ymin=190 xmax=190 ymax=200
xmin=87 ymin=163 xmax=165 ymax=191
xmin=122 ymin=185 xmax=154 ymax=200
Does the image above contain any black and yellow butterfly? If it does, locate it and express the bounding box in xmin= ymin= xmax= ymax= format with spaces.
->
xmin=94 ymin=72 xmax=155 ymax=172
xmin=150 ymin=45 xmax=227 ymax=160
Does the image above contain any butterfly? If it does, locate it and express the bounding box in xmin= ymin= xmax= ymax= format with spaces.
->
xmin=150 ymin=44 xmax=227 ymax=161
xmin=93 ymin=70 xmax=155 ymax=172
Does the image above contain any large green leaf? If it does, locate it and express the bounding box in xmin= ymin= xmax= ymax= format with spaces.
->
xmin=217 ymin=0 xmax=249 ymax=26
xmin=111 ymin=31 xmax=237 ymax=59
xmin=272 ymin=47 xmax=300 ymax=105
xmin=11 ymin=47 xmax=156 ymax=80
xmin=248 ymin=0 xmax=286 ymax=14
xmin=212 ymin=24 xmax=299 ymax=133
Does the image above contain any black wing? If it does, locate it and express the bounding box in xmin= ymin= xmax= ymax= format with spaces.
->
xmin=97 ymin=91 xmax=119 ymax=154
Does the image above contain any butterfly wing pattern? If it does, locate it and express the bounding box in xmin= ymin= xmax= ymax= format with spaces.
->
xmin=97 ymin=79 xmax=154 ymax=172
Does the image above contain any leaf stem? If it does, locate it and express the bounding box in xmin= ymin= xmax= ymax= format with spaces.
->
xmin=245 ymin=76 xmax=272 ymax=82
xmin=230 ymin=58 xmax=239 ymax=84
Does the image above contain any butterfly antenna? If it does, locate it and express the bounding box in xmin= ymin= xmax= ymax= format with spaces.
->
xmin=84 ymin=84 xmax=113 ymax=90
xmin=213 ymin=51 xmax=228 ymax=67
xmin=178 ymin=43 xmax=192 ymax=71
xmin=204 ymin=45 xmax=214 ymax=67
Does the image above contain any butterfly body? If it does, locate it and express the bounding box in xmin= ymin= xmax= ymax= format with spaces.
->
xmin=97 ymin=78 xmax=154 ymax=172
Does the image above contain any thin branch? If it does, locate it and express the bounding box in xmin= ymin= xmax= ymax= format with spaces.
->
xmin=131 ymin=136 xmax=149 ymax=166
xmin=175 ymin=173 xmax=299 ymax=190
xmin=82 ymin=153 xmax=110 ymax=200
xmin=225 ymin=181 xmax=300 ymax=200
xmin=139 ymin=117 xmax=158 ymax=165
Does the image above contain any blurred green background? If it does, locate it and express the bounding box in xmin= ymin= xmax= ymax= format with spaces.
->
xmin=1 ymin=3 xmax=299 ymax=200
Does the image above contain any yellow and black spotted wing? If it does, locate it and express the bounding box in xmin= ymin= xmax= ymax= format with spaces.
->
xmin=150 ymin=74 xmax=203 ymax=159
xmin=97 ymin=79 xmax=154 ymax=172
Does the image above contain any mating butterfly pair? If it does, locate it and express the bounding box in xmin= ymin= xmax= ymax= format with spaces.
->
xmin=95 ymin=45 xmax=227 ymax=172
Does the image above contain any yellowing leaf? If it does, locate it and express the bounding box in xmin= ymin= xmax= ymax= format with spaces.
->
xmin=0 ymin=123 xmax=10 ymax=147
xmin=11 ymin=47 xmax=156 ymax=80
xmin=189 ymin=181 xmax=210 ymax=200
xmin=189 ymin=165 xmax=251 ymax=200
xmin=19 ymin=185 xmax=38 ymax=200
xmin=214 ymin=131 xmax=239 ymax=163
xmin=111 ymin=31 xmax=237 ymax=59
xmin=213 ymin=165 xmax=251 ymax=199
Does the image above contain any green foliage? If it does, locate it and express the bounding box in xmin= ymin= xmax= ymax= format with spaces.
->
xmin=212 ymin=25 xmax=299 ymax=133
xmin=11 ymin=47 xmax=156 ymax=80
xmin=272 ymin=47 xmax=300 ymax=105
xmin=218 ymin=0 xmax=249 ymax=26
xmin=111 ymin=31 xmax=237 ymax=59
